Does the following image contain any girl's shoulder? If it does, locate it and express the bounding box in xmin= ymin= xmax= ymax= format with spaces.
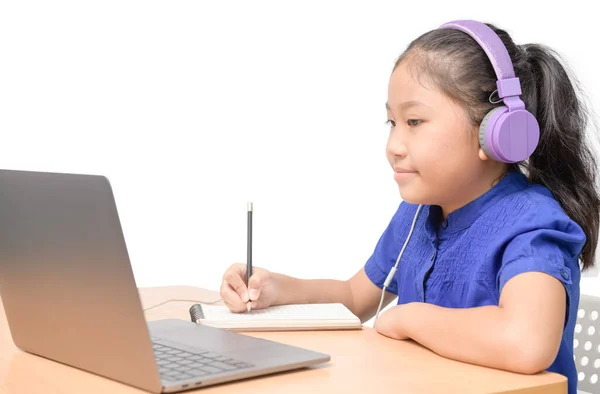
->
xmin=480 ymin=181 xmax=586 ymax=258
xmin=490 ymin=181 xmax=577 ymax=229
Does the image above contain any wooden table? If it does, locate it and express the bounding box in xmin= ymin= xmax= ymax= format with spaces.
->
xmin=0 ymin=285 xmax=567 ymax=393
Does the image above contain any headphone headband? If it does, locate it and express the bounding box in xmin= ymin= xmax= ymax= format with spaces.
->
xmin=438 ymin=20 xmax=521 ymax=100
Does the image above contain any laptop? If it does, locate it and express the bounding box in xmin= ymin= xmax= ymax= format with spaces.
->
xmin=0 ymin=169 xmax=330 ymax=393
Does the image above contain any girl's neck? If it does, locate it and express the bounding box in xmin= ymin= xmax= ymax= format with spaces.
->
xmin=441 ymin=167 xmax=510 ymax=219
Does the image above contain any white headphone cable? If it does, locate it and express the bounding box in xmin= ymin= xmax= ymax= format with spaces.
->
xmin=374 ymin=204 xmax=423 ymax=322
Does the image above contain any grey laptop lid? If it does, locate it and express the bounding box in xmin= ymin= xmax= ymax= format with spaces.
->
xmin=0 ymin=169 xmax=162 ymax=393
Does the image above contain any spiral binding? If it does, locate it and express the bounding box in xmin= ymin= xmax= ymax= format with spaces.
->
xmin=189 ymin=304 xmax=205 ymax=323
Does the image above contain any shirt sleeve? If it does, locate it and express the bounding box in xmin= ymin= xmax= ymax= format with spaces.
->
xmin=496 ymin=207 xmax=586 ymax=324
xmin=364 ymin=202 xmax=417 ymax=295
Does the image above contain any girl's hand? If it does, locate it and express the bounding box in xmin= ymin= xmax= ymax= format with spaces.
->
xmin=220 ymin=263 xmax=280 ymax=313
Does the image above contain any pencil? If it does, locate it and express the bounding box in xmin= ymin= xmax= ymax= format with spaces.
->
xmin=246 ymin=201 xmax=253 ymax=312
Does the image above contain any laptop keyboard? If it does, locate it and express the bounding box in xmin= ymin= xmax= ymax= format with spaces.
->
xmin=152 ymin=341 xmax=254 ymax=382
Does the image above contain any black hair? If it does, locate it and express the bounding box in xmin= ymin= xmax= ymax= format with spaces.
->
xmin=394 ymin=22 xmax=600 ymax=270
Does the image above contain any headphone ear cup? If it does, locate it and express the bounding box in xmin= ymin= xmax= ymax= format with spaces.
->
xmin=480 ymin=106 xmax=540 ymax=163
xmin=479 ymin=107 xmax=506 ymax=161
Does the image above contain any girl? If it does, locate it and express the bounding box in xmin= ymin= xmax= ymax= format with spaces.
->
xmin=219 ymin=20 xmax=599 ymax=393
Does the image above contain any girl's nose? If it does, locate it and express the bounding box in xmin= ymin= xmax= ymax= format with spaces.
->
xmin=387 ymin=132 xmax=408 ymax=158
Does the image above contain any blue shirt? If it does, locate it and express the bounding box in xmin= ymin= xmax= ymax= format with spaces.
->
xmin=364 ymin=169 xmax=585 ymax=394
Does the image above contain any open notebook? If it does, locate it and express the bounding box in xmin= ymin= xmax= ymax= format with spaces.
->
xmin=193 ymin=303 xmax=362 ymax=331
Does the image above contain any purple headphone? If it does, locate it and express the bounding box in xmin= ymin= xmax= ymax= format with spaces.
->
xmin=438 ymin=20 xmax=540 ymax=163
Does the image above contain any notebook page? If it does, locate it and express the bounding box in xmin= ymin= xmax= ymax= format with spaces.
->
xmin=199 ymin=303 xmax=358 ymax=322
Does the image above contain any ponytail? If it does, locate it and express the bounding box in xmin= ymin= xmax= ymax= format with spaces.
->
xmin=519 ymin=43 xmax=600 ymax=270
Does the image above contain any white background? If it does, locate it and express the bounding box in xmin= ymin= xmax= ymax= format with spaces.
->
xmin=1 ymin=1 xmax=598 ymax=308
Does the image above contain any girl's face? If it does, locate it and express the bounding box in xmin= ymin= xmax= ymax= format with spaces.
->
xmin=386 ymin=60 xmax=500 ymax=215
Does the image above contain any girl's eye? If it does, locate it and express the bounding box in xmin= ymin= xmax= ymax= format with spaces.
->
xmin=385 ymin=120 xmax=396 ymax=128
xmin=407 ymin=119 xmax=421 ymax=127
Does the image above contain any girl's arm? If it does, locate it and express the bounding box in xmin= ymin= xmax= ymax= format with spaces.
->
xmin=275 ymin=267 xmax=397 ymax=322
xmin=374 ymin=272 xmax=566 ymax=374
